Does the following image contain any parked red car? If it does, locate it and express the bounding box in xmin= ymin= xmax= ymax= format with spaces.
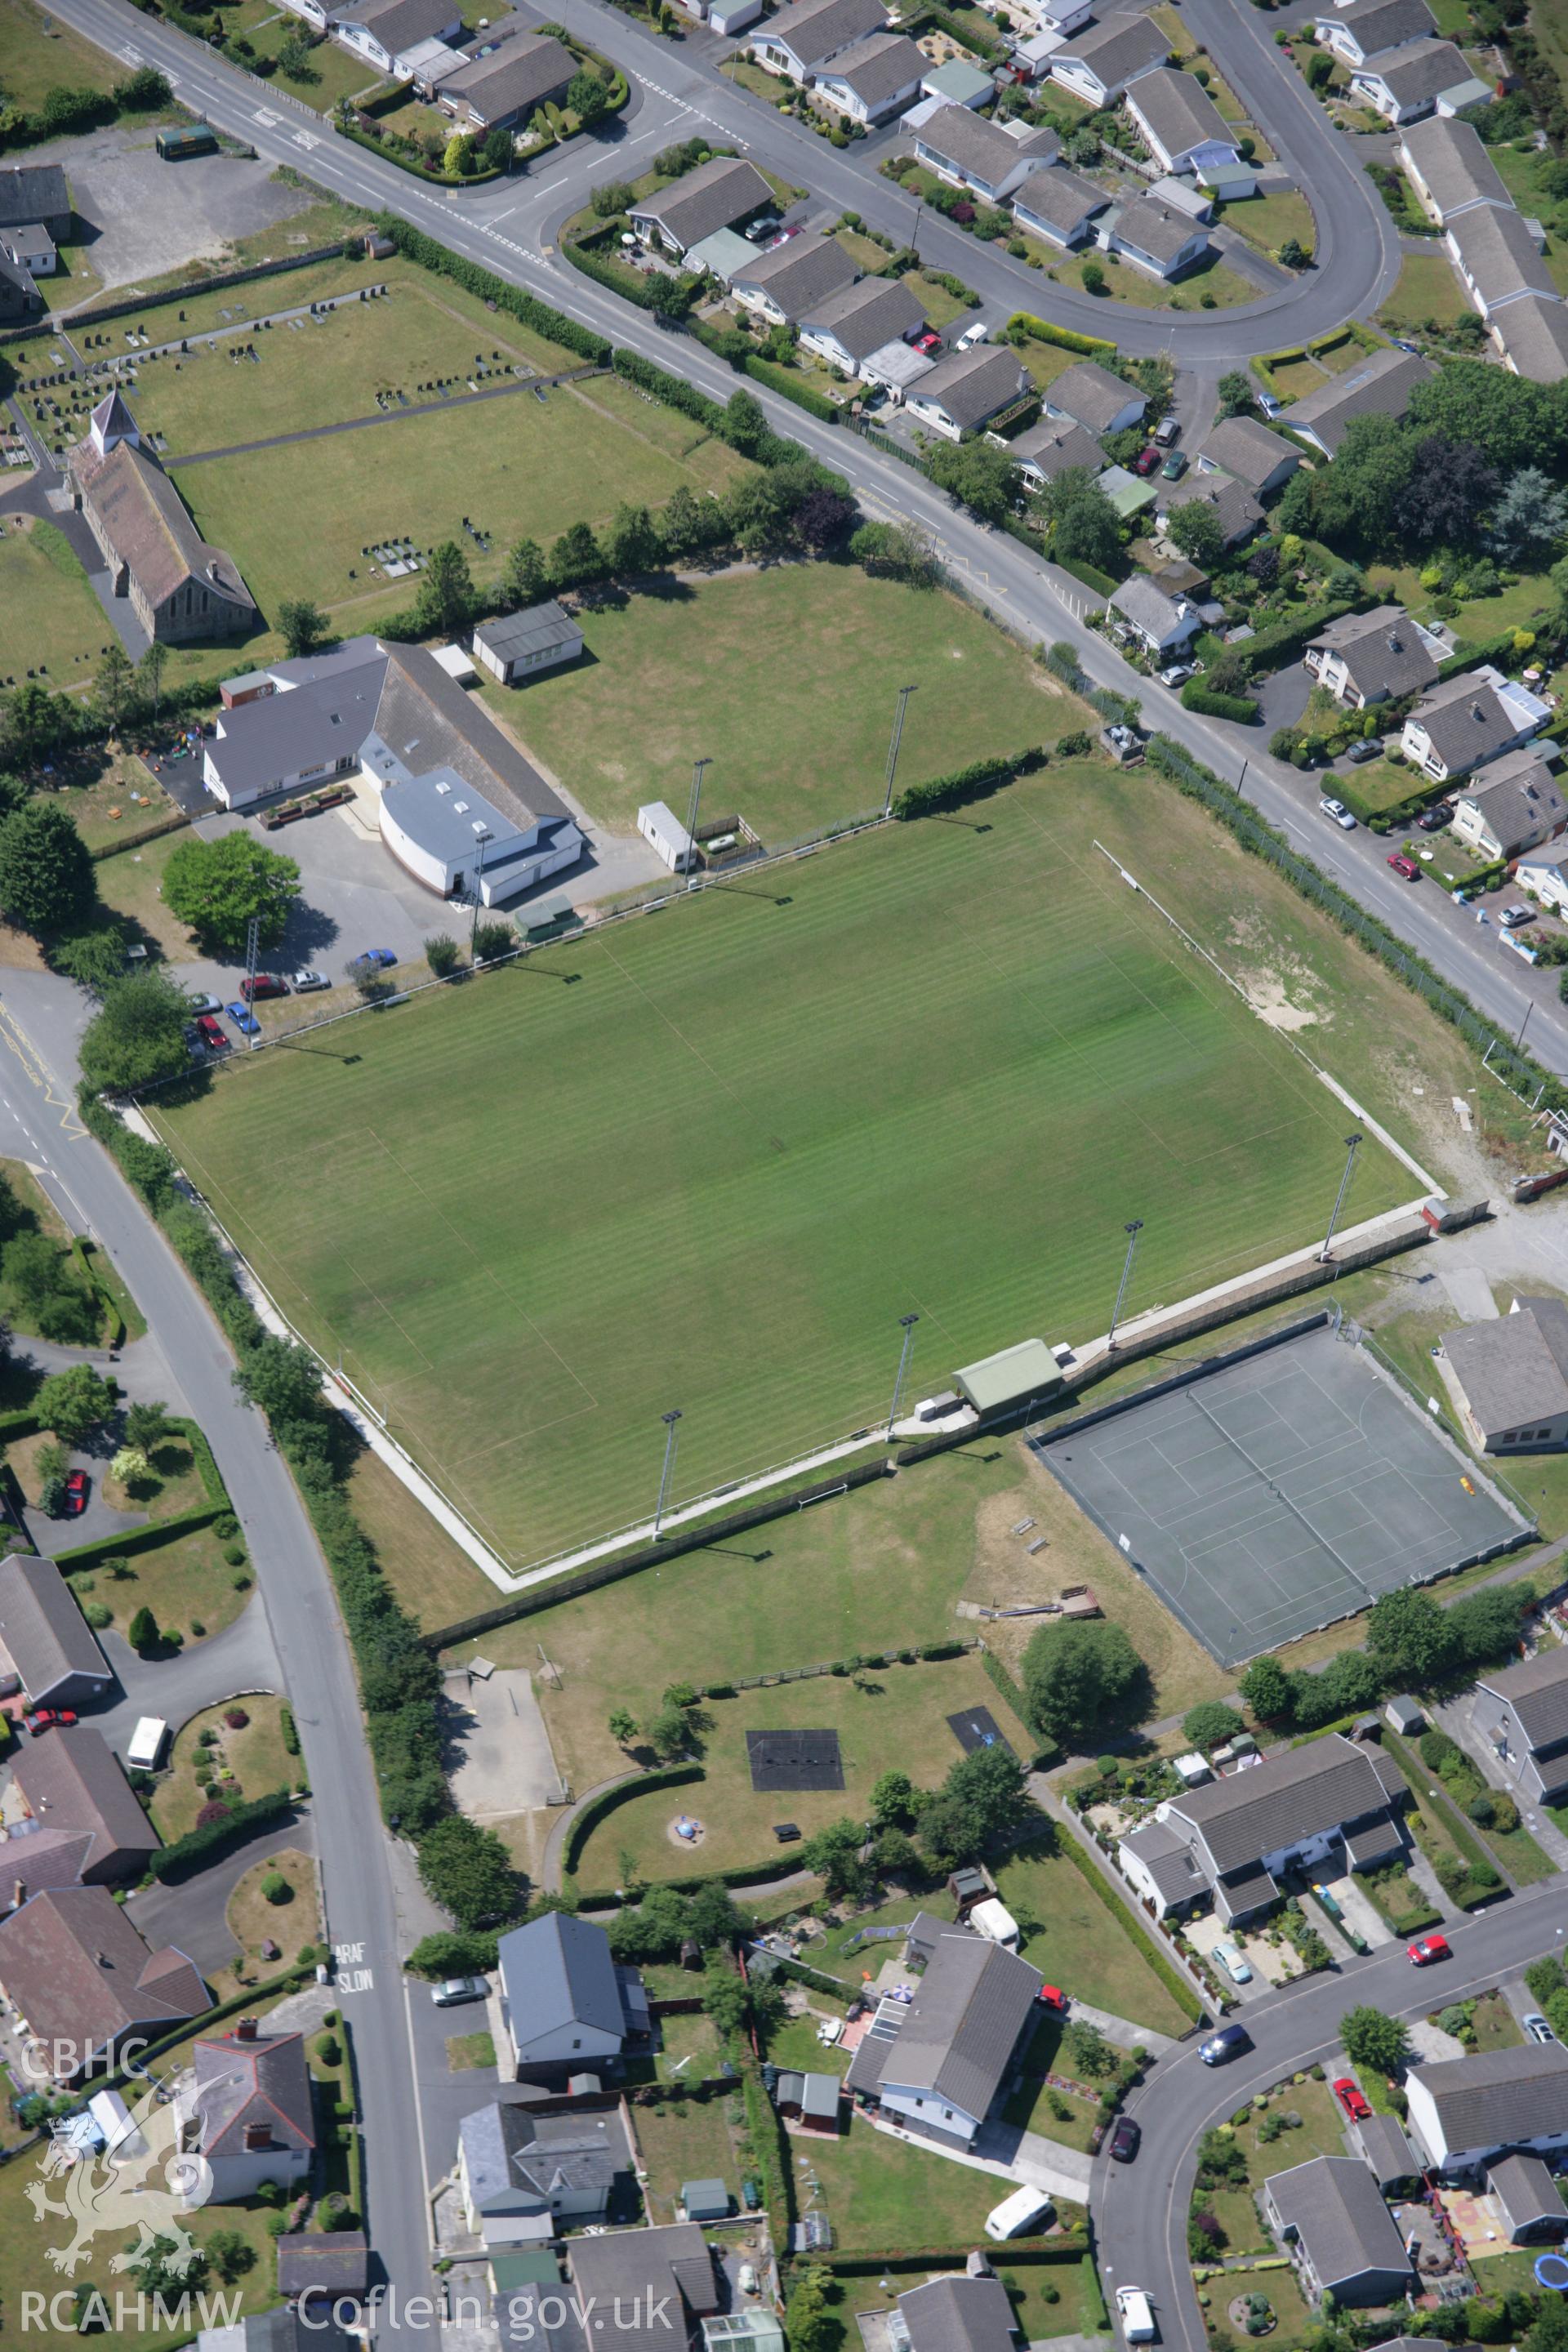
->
xmin=240 ymin=974 xmax=290 ymax=1002
xmin=1409 ymin=1934 xmax=1451 ymax=1966
xmin=912 ymin=330 xmax=942 ymax=355
xmin=64 ymin=1468 xmax=88 ymax=1516
xmin=1133 ymin=445 xmax=1161 ymax=476
xmin=196 ymin=1013 xmax=229 ymax=1052
xmin=1333 ymin=2077 xmax=1371 ymax=2122
xmin=1036 ymin=1984 xmax=1067 ymax=2011
xmin=24 ymin=1708 xmax=78 ymax=1734
xmin=1387 ymin=853 xmax=1419 ymax=880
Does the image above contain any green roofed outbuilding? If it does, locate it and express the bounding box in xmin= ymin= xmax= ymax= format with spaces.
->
xmin=954 ymin=1338 xmax=1064 ymax=1419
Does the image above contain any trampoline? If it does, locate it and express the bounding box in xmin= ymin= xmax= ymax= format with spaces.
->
xmin=1537 ymin=2255 xmax=1568 ymax=2292
xmin=947 ymin=1707 xmax=1016 ymax=1759
xmin=746 ymin=1729 xmax=844 ymax=1793
xmin=1036 ymin=1321 xmax=1529 ymax=1669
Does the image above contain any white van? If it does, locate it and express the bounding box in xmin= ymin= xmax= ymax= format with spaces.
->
xmin=969 ymin=1897 xmax=1021 ymax=1949
xmin=984 ymin=2185 xmax=1054 ymax=2241
xmin=127 ymin=1717 xmax=168 ymax=1771
xmin=1116 ymin=2289 xmax=1157 ymax=2343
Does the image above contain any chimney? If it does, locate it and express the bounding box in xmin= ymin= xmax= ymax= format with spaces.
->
xmin=243 ymin=2123 xmax=271 ymax=2151
xmin=11 ymin=1879 xmax=24 ymax=1910
xmin=95 ymin=1952 xmax=110 ymax=1968
xmin=235 ymin=2016 xmax=258 ymax=2043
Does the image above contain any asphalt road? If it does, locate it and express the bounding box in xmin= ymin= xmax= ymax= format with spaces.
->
xmin=1094 ymin=1882 xmax=1568 ymax=2352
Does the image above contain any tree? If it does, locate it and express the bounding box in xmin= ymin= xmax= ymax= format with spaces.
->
xmin=608 ymin=1708 xmax=639 ymax=1749
xmin=687 ymin=1879 xmax=742 ymax=1949
xmin=0 ymin=801 xmax=95 ymax=934
xmin=134 ymin=2235 xmax=207 ymax=2300
xmin=600 ymin=503 xmax=662 ymax=577
xmin=1366 ymin=1587 xmax=1459 ymax=1686
xmin=277 ymin=599 xmax=330 ymax=659
xmin=443 ymin=130 xmax=476 ymax=176
xmin=1022 ymin=1617 xmax=1143 ymax=1746
xmin=1080 ymin=259 xmax=1106 ymax=294
xmin=261 ymin=1871 xmax=292 ymax=1904
xmin=924 ymin=439 xmax=1020 ymax=525
xmin=1183 ymin=1701 xmax=1243 ymax=1750
xmin=37 ymin=1362 xmax=114 ymax=1442
xmin=1246 ymin=545 xmax=1280 ymax=590
xmin=1166 ymin=499 xmax=1226 ymax=571
xmin=473 ymin=920 xmax=514 ymax=963
xmin=794 ymin=485 xmax=857 ymax=552
xmin=568 ymin=67 xmax=609 ymax=125
xmin=111 ymin=1446 xmax=152 ymax=1490
xmin=591 ymin=178 xmax=635 ymax=217
xmin=786 ymin=2268 xmax=838 ymax=2352
xmin=1062 ymin=2018 xmax=1115 ymax=2077
xmin=205 ymin=2230 xmax=256 ymax=2284
xmin=1409 ymin=359 xmax=1563 ymax=475
xmin=416 ymin=1814 xmax=519 ymax=1928
xmin=659 ymin=486 xmax=715 ymax=561
xmin=723 ymin=389 xmax=768 ymax=457
xmin=1047 ymin=470 xmax=1123 ymax=573
xmin=1490 ymin=466 xmax=1568 ymax=565
xmin=413 ymin=539 xmax=477 ymax=635
xmin=502 ymin=537 xmax=549 ymax=608
xmin=550 ymin=520 xmax=608 ymax=590
xmin=1277 ymin=236 xmax=1310 ymax=268
xmin=482 ymin=122 xmax=514 ymax=172
xmin=702 ymin=1959 xmax=750 ymax=2037
xmin=919 ymin=1747 xmax=1031 ymax=1873
xmin=849 ymin=517 xmax=939 ymax=588
xmin=126 ymin=1400 xmax=176 ymax=1454
xmin=127 ymin=1605 xmax=158 ymax=1653
xmin=800 ymin=1817 xmax=872 ymax=1900
xmin=1218 ymin=371 xmax=1256 ymax=417
xmin=1306 ymin=412 xmax=1415 ymax=552
xmin=79 ymin=969 xmax=194 ymax=1095
xmin=163 ymin=831 xmax=301 ymax=952
xmin=1393 ymin=434 xmax=1499 ymax=551
xmin=232 ymin=1334 xmax=324 ymax=1434
xmin=1447 ymin=1583 xmax=1528 ymax=1666
xmin=404 ymin=1928 xmax=501 ymax=1978
xmin=95 ymin=641 xmax=137 ymax=738
xmin=425 ymin=935 xmax=462 ymax=978
xmin=870 ymin=1768 xmax=916 ymax=1829
xmin=138 ymin=639 xmax=169 ymax=725
xmin=647 ymin=1704 xmax=693 ymax=1762
xmin=1339 ymin=2005 xmax=1409 ymax=2076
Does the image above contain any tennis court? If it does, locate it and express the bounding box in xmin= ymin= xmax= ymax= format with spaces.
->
xmin=1036 ymin=1321 xmax=1531 ymax=1668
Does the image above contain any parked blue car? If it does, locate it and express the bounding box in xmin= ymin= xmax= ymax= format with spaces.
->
xmin=225 ymin=1000 xmax=261 ymax=1036
xmin=357 ymin=948 xmax=397 ymax=969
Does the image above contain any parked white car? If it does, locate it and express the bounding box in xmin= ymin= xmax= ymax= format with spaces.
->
xmin=1319 ymin=796 xmax=1356 ymax=831
xmin=1213 ymin=1940 xmax=1253 ymax=1985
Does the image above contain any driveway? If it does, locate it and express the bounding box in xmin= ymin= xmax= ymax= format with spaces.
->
xmin=1434 ymin=1689 xmax=1568 ymax=1872
xmin=80 ymin=1593 xmax=284 ymax=1760
xmin=123 ymin=1809 xmax=317 ymax=1975
xmin=405 ymin=1970 xmax=503 ymax=2198
xmin=443 ymin=1666 xmax=564 ymax=1820
xmin=1252 ymin=662 xmax=1313 ymax=738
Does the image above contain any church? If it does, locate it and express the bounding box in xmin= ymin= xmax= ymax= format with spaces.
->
xmin=69 ymin=390 xmax=256 ymax=646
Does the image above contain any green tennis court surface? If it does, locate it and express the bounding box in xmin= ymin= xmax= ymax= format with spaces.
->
xmin=154 ymin=777 xmax=1418 ymax=1567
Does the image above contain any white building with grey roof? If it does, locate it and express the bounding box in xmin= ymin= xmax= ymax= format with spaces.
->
xmin=1440 ymin=1295 xmax=1568 ymax=1460
xmin=1116 ymin=1733 xmax=1408 ymax=1925
xmin=1103 ymin=191 xmax=1210 ymax=278
xmin=911 ymin=106 xmax=1059 ymax=200
xmin=1401 ymin=670 xmax=1541 ymax=782
xmin=1008 ymin=415 xmax=1105 ymax=490
xmin=458 ymin=2098 xmax=636 ymax=2243
xmin=1305 ymin=604 xmax=1441 ymax=706
xmin=629 ymin=157 xmax=775 ymax=256
xmin=1315 ymin=0 xmax=1435 ymax=68
xmin=1285 ymin=345 xmax=1433 ymax=455
xmin=1050 ymin=9 xmax=1169 ymax=105
xmin=1450 ymin=743 xmax=1566 ymax=858
xmin=1124 ymin=65 xmax=1240 ymax=175
xmin=845 ymin=1919 xmax=1042 ymax=2147
xmin=1349 ymin=38 xmax=1490 ymax=120
xmin=1472 ymin=1639 xmax=1568 ymax=1806
xmin=1109 ymin=574 xmax=1204 ymax=655
xmin=903 ymin=344 xmax=1030 ymax=440
xmin=1263 ymin=2156 xmax=1414 ymax=2305
xmin=1497 ymin=291 xmax=1568 ymax=381
xmin=1405 ymin=2040 xmax=1568 ymax=2178
xmin=728 ymin=230 xmax=858 ymax=323
xmin=497 ymin=1912 xmax=650 ymax=2082
xmin=1196 ymin=414 xmax=1300 ymax=495
xmin=1012 ymin=164 xmax=1109 ymax=249
xmin=1399 ymin=114 xmax=1508 ymax=223
xmin=798 ymin=273 xmax=924 ymax=372
xmin=1446 ymin=203 xmax=1557 ymax=318
xmin=0 ymin=1554 xmax=110 ymax=1709
xmin=1160 ymin=469 xmax=1265 ymax=548
xmin=473 ymin=600 xmax=583 ymax=687
xmin=751 ymin=0 xmax=888 ymax=79
xmin=809 ymin=29 xmax=924 ymax=120
xmin=1042 ymin=357 xmax=1147 ymax=437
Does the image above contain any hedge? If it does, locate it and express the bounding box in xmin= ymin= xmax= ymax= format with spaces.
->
xmin=1057 ymin=556 xmax=1120 ymax=597
xmin=577 ymin=1846 xmax=823 ymax=1907
xmin=1007 ymin=310 xmax=1117 ymax=359
xmin=1182 ymin=681 xmax=1258 ymax=723
xmin=1230 ymin=594 xmax=1370 ymax=680
xmin=372 ymin=215 xmax=611 ymax=365
xmin=564 ymin=235 xmax=701 ymax=317
xmin=1057 ymin=1832 xmax=1206 ymax=2023
xmin=1438 ymin=628 xmax=1528 ymax=680
xmin=339 ymin=120 xmax=505 ymax=187
xmin=564 ymin=1762 xmax=703 ymax=1876
xmin=900 ymin=2 xmax=1002 ymax=55
xmin=893 ymin=746 xmax=1048 ymax=820
xmin=741 ymin=353 xmax=841 ymax=421
xmin=56 ymin=1419 xmax=229 ymax=1571
xmin=149 ymin=1786 xmax=296 ymax=1881
xmin=609 ymin=346 xmax=809 ymax=471
xmin=813 ymin=2241 xmax=1090 ymax=2275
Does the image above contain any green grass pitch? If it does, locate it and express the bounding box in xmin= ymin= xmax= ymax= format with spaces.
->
xmin=153 ymin=768 xmax=1416 ymax=1568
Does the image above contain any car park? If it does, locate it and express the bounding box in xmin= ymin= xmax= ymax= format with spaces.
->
xmin=240 ymin=974 xmax=290 ymax=1001
xmin=1110 ymin=2114 xmax=1141 ymax=2163
xmin=1116 ymin=2288 xmax=1157 ymax=2342
xmin=227 ymin=1000 xmax=261 ymax=1036
xmin=1213 ymin=1940 xmax=1253 ymax=1985
xmin=1199 ymin=2024 xmax=1250 ymax=2065
xmin=185 ymin=991 xmax=222 ymax=1015
xmin=292 ymin=969 xmax=329 ymax=992
xmin=1415 ymin=802 xmax=1452 ymax=831
xmin=1387 ymin=853 xmax=1419 ymax=880
xmin=64 ymin=1469 xmax=88 ymax=1517
xmin=1333 ymin=2077 xmax=1371 ymax=2121
xmin=1161 ymin=450 xmax=1187 ymax=480
xmin=1409 ymin=1934 xmax=1450 ymax=1965
xmin=1133 ymin=446 xmax=1160 ymax=476
xmin=1320 ymin=797 xmax=1356 ymax=830
xmin=430 ymin=1976 xmax=488 ymax=2007
xmin=1500 ymin=904 xmax=1535 ymax=928
xmin=196 ymin=1014 xmax=229 ymax=1052
xmin=1526 ymin=2012 xmax=1558 ymax=2044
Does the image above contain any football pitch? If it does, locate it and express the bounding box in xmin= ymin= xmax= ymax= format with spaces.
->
xmin=153 ymin=773 xmax=1418 ymax=1568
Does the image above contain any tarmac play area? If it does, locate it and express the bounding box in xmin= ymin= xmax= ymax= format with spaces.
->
xmin=1034 ymin=1320 xmax=1530 ymax=1668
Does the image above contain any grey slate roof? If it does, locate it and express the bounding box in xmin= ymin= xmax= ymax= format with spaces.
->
xmin=193 ymin=2024 xmax=314 ymax=2158
xmin=1054 ymin=9 xmax=1170 ymax=92
xmin=764 ymin=0 xmax=888 ymax=67
xmin=1497 ymin=292 xmax=1568 ymax=382
xmin=730 ymin=230 xmax=858 ymax=315
xmin=460 ymin=2099 xmax=631 ymax=2211
xmin=630 ymin=157 xmax=775 ymax=250
xmin=1010 ymin=416 xmax=1105 ymax=480
xmin=1113 ymin=192 xmax=1206 ymax=264
xmin=1267 ymin=2156 xmax=1412 ymax=2290
xmin=437 ymin=33 xmax=574 ymax=121
xmin=1198 ymin=413 xmax=1298 ymax=490
xmin=1285 ymin=346 xmax=1434 ymax=452
xmin=1449 ymin=203 xmax=1557 ymax=307
xmin=0 ymin=164 xmax=68 ymax=234
xmin=1410 ymin=2040 xmax=1568 ymax=2149
xmin=1328 ymin=0 xmax=1437 ymax=50
xmin=1356 ymin=36 xmax=1472 ymax=100
xmin=0 ymin=1885 xmax=204 ymax=2056
xmin=815 ymin=29 xmax=922 ymax=104
xmin=1456 ymin=744 xmax=1566 ymax=849
xmin=1408 ymin=673 xmax=1520 ymax=771
xmin=275 ymin=2234 xmax=370 ymax=2299
xmin=1111 ymin=574 xmax=1193 ymax=641
xmin=1476 ymin=1637 xmax=1568 ymax=1748
xmin=1310 ymin=604 xmax=1438 ymax=699
xmin=11 ymin=1726 xmax=161 ymax=1876
xmin=1488 ymin=2150 xmax=1563 ymax=2231
xmin=336 ymin=0 xmax=459 ymax=51
xmin=847 ymin=1926 xmax=1041 ymax=2118
xmin=1013 ymin=164 xmax=1108 ymax=236
xmin=0 ymin=1553 xmax=108 ymax=1700
xmin=497 ymin=1913 xmax=626 ymax=2048
xmin=1400 ymin=114 xmax=1508 ymax=218
xmin=800 ymin=272 xmax=923 ymax=358
xmin=567 ymin=2222 xmax=718 ymax=2352
xmin=474 ymin=599 xmax=581 ymax=666
xmin=1126 ymin=65 xmax=1231 ymax=158
xmin=1166 ymin=470 xmax=1264 ymax=543
xmin=1120 ymin=1817 xmax=1209 ymax=1903
xmin=1354 ymin=2111 xmax=1419 ymax=2187
xmin=1167 ymin=1734 xmax=1401 ymax=1873
xmin=915 ymin=104 xmax=1058 ymax=181
xmin=898 ymin=2275 xmax=1018 ymax=2352
xmin=1045 ymin=358 xmax=1143 ymax=432
xmin=910 ymin=344 xmax=1028 ymax=430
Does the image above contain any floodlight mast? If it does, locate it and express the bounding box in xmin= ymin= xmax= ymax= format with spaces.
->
xmin=1107 ymin=1220 xmax=1143 ymax=1349
xmin=686 ymin=759 xmax=711 ymax=889
xmin=1318 ymin=1134 xmax=1363 ymax=1264
xmin=655 ymin=1409 xmax=683 ymax=1536
xmin=883 ymin=685 xmax=918 ymax=820
xmin=888 ymin=1312 xmax=920 ymax=1439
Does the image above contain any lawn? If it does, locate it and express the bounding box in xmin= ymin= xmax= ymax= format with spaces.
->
xmin=630 ymin=2089 xmax=742 ymax=2225
xmin=1378 ymin=249 xmax=1472 ymax=332
xmin=151 ymin=757 xmax=1420 ymax=1569
xmin=211 ymin=0 xmax=383 ymax=108
xmin=1048 ymin=249 xmax=1257 ymax=310
xmin=501 ymin=564 xmax=1086 ymax=840
xmin=0 ymin=0 xmax=121 ymax=109
xmin=0 ymin=518 xmax=114 ymax=691
xmin=795 ymin=2109 xmax=1009 ymax=2248
xmin=993 ymin=1845 xmax=1192 ymax=2037
xmin=220 ymin=1844 xmax=321 ymax=1992
xmin=66 ymin=1519 xmax=257 ymax=1646
xmin=1218 ymin=191 xmax=1316 ymax=257
xmin=1264 ymin=354 xmax=1330 ymax=403
xmin=172 ymin=377 xmax=751 ymax=621
xmin=836 ymin=2259 xmax=1105 ymax=2341
xmin=348 ymin=1443 xmax=503 ymax=1633
xmin=1000 ymin=2018 xmax=1104 ymax=2149
xmin=1013 ymin=336 xmax=1081 ymax=394
xmin=154 ymin=1693 xmax=298 ymax=1842
xmin=115 ymin=274 xmax=586 ymax=457
xmin=572 ymin=1652 xmax=1004 ymax=1886
xmin=1364 ymin=559 xmax=1552 ymax=647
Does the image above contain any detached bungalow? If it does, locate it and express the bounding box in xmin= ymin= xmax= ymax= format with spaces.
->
xmin=1160 ymin=470 xmax=1263 ymax=549
xmin=1350 ymin=39 xmax=1493 ymax=122
xmin=1399 ymin=113 xmax=1508 ymax=224
xmin=1043 ymin=357 xmax=1146 ymax=437
xmin=1314 ymin=0 xmax=1435 ymax=68
xmin=797 ymin=273 xmax=924 ymax=373
xmin=1471 ymin=1639 xmax=1568 ymax=1802
xmin=1497 ymin=292 xmax=1568 ymax=382
xmin=1401 ymin=672 xmax=1542 ymax=782
xmin=751 ymin=0 xmax=888 ymax=80
xmin=436 ymin=33 xmax=577 ymax=131
xmin=1304 ymin=604 xmax=1439 ymax=706
xmin=329 ymin=0 xmax=461 ymax=77
xmin=1125 ymin=66 xmax=1240 ymax=175
xmin=1103 ymin=191 xmax=1210 ymax=278
xmin=810 ymin=30 xmax=924 ymax=122
xmin=629 ymin=158 xmax=775 ymax=257
xmin=1196 ymin=413 xmax=1301 ymax=495
xmin=1012 ymin=163 xmax=1108 ymax=248
xmin=1050 ymin=10 xmax=1169 ymax=106
xmin=911 ymin=105 xmax=1059 ymax=201
xmin=1009 ymin=415 xmax=1104 ymax=490
xmin=1285 ymin=345 xmax=1433 ymax=455
xmin=728 ymin=231 xmax=858 ymax=325
xmin=1109 ymin=575 xmax=1202 ymax=657
xmin=1450 ymin=743 xmax=1566 ymax=856
xmin=904 ymin=344 xmax=1029 ymax=439
xmin=1264 ymin=2158 xmax=1414 ymax=2307
xmin=1446 ymin=203 xmax=1556 ymax=317
xmin=1405 ymin=2042 xmax=1568 ymax=2180
xmin=0 ymin=1554 xmax=110 ymax=1710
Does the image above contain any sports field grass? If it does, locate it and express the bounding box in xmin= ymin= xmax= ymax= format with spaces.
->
xmin=0 ymin=519 xmax=113 ymax=688
xmin=501 ymin=565 xmax=1083 ymax=839
xmin=171 ymin=380 xmax=751 ymax=621
xmin=154 ymin=760 xmax=1418 ymax=1568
